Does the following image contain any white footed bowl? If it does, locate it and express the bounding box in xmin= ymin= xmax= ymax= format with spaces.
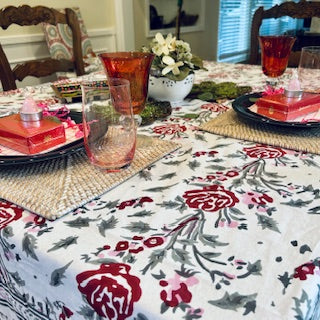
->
xmin=148 ymin=73 xmax=194 ymax=105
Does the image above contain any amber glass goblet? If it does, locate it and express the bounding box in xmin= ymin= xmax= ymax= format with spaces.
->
xmin=99 ymin=52 xmax=154 ymax=116
xmin=258 ymin=35 xmax=296 ymax=88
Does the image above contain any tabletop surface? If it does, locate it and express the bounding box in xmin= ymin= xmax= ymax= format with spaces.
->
xmin=0 ymin=62 xmax=320 ymax=320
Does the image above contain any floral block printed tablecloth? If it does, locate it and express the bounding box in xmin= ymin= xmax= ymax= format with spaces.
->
xmin=0 ymin=62 xmax=320 ymax=320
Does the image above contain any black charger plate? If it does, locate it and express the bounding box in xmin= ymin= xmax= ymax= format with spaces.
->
xmin=232 ymin=93 xmax=320 ymax=129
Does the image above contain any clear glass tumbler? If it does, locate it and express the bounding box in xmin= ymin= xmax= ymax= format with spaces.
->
xmin=298 ymin=46 xmax=320 ymax=93
xmin=81 ymin=78 xmax=137 ymax=171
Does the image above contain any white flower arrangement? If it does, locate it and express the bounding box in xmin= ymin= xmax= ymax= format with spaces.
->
xmin=142 ymin=33 xmax=204 ymax=81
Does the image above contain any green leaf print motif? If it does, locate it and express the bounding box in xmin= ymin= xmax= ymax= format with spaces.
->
xmin=209 ymin=291 xmax=257 ymax=315
xmin=256 ymin=213 xmax=280 ymax=233
xmin=98 ymin=216 xmax=118 ymax=237
xmin=22 ymin=233 xmax=38 ymax=261
xmin=50 ymin=261 xmax=73 ymax=286
xmin=47 ymin=236 xmax=78 ymax=252
xmin=124 ymin=221 xmax=156 ymax=234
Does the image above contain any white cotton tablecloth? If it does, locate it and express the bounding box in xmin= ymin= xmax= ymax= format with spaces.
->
xmin=0 ymin=62 xmax=320 ymax=320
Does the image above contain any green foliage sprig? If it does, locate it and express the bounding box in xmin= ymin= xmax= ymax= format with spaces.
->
xmin=187 ymin=81 xmax=252 ymax=101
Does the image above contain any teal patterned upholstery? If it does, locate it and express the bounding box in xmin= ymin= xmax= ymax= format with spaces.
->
xmin=42 ymin=7 xmax=101 ymax=78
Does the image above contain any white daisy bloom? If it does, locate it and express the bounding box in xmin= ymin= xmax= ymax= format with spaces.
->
xmin=152 ymin=33 xmax=176 ymax=56
xmin=161 ymin=55 xmax=184 ymax=75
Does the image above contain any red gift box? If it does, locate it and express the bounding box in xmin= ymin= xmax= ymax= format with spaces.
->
xmin=255 ymin=92 xmax=320 ymax=121
xmin=0 ymin=114 xmax=66 ymax=154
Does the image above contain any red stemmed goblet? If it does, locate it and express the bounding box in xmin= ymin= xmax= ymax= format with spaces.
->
xmin=258 ymin=35 xmax=296 ymax=88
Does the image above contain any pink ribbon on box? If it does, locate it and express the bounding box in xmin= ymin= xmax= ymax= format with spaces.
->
xmin=37 ymin=103 xmax=83 ymax=138
xmin=262 ymin=85 xmax=284 ymax=96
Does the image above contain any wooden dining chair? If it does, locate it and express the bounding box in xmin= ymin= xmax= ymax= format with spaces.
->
xmin=0 ymin=5 xmax=85 ymax=91
xmin=249 ymin=0 xmax=320 ymax=66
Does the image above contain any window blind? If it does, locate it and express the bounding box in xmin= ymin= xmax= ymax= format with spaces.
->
xmin=218 ymin=0 xmax=302 ymax=63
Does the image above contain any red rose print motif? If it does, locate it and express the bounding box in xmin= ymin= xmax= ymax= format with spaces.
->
xmin=0 ymin=201 xmax=23 ymax=229
xmin=293 ymin=261 xmax=316 ymax=280
xmin=193 ymin=150 xmax=218 ymax=158
xmin=117 ymin=197 xmax=153 ymax=210
xmin=143 ymin=236 xmax=164 ymax=248
xmin=34 ymin=215 xmax=46 ymax=225
xmin=153 ymin=124 xmax=187 ymax=135
xmin=159 ymin=273 xmax=198 ymax=307
xmin=59 ymin=306 xmax=73 ymax=320
xmin=244 ymin=145 xmax=286 ymax=158
xmin=76 ymin=263 xmax=141 ymax=320
xmin=200 ymin=103 xmax=228 ymax=113
xmin=160 ymin=281 xmax=191 ymax=307
xmin=183 ymin=185 xmax=239 ymax=212
xmin=113 ymin=236 xmax=165 ymax=255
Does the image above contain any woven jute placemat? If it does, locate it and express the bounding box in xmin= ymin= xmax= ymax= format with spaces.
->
xmin=0 ymin=136 xmax=180 ymax=220
xmin=200 ymin=109 xmax=320 ymax=155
